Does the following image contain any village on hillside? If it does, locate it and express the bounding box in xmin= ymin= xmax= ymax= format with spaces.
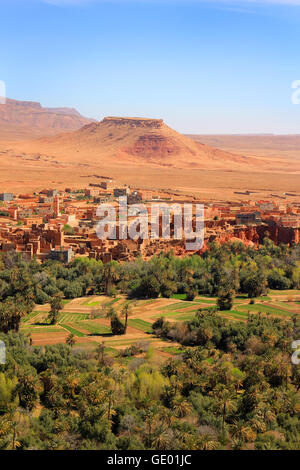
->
xmin=0 ymin=180 xmax=300 ymax=263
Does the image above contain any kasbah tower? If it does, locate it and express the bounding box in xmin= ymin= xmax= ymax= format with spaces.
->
xmin=53 ymin=195 xmax=61 ymax=218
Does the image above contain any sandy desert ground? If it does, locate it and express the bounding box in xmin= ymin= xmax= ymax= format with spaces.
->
xmin=1 ymin=111 xmax=300 ymax=200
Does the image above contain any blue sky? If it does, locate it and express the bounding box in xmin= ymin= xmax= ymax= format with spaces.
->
xmin=1 ymin=0 xmax=300 ymax=133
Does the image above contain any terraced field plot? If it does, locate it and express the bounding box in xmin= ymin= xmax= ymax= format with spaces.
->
xmin=72 ymin=321 xmax=112 ymax=335
xmin=58 ymin=312 xmax=90 ymax=322
xmin=127 ymin=319 xmax=153 ymax=333
xmin=19 ymin=289 xmax=300 ymax=353
xmin=237 ymin=303 xmax=295 ymax=317
xmin=263 ymin=301 xmax=300 ymax=311
xmin=138 ymin=300 xmax=160 ymax=306
xmin=161 ymin=346 xmax=183 ymax=355
xmin=83 ymin=301 xmax=101 ymax=307
xmin=194 ymin=298 xmax=217 ymax=304
xmin=171 ymin=294 xmax=188 ymax=300
xmin=104 ymin=337 xmax=162 ymax=347
xmin=269 ymin=289 xmax=300 ymax=296
xmin=161 ymin=301 xmax=200 ymax=311
xmin=235 ymin=295 xmax=272 ymax=302
xmin=59 ymin=324 xmax=86 ymax=337
xmin=158 ymin=309 xmax=199 ymax=320
xmin=21 ymin=326 xmax=63 ymax=333
xmin=218 ymin=310 xmax=249 ymax=321
xmin=22 ymin=311 xmax=42 ymax=323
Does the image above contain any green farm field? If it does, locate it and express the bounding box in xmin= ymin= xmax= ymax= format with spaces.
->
xmin=20 ymin=290 xmax=300 ymax=356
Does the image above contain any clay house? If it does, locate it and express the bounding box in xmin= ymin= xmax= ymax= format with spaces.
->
xmin=236 ymin=212 xmax=261 ymax=226
xmin=7 ymin=207 xmax=18 ymax=220
xmin=256 ymin=201 xmax=276 ymax=212
xmin=23 ymin=216 xmax=44 ymax=226
xmin=100 ymin=181 xmax=115 ymax=191
xmin=113 ymin=187 xmax=130 ymax=197
xmin=46 ymin=189 xmax=58 ymax=198
xmin=85 ymin=188 xmax=100 ymax=197
xmin=204 ymin=206 xmax=220 ymax=220
xmin=39 ymin=195 xmax=54 ymax=204
xmin=139 ymin=191 xmax=153 ymax=201
xmin=17 ymin=208 xmax=34 ymax=220
xmin=0 ymin=193 xmax=14 ymax=202
xmin=128 ymin=191 xmax=142 ymax=205
xmin=93 ymin=195 xmax=113 ymax=204
xmin=280 ymin=215 xmax=300 ymax=228
xmin=48 ymin=246 xmax=74 ymax=263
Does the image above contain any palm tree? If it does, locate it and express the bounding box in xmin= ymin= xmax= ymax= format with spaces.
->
xmin=230 ymin=421 xmax=256 ymax=443
xmin=66 ymin=333 xmax=76 ymax=348
xmin=158 ymin=407 xmax=176 ymax=428
xmin=198 ymin=434 xmax=219 ymax=450
xmin=10 ymin=408 xmax=30 ymax=450
xmin=100 ymin=305 xmax=126 ymax=335
xmin=256 ymin=401 xmax=276 ymax=425
xmin=0 ymin=408 xmax=30 ymax=450
xmin=151 ymin=427 xmax=172 ymax=450
xmin=171 ymin=396 xmax=192 ymax=418
xmin=48 ymin=292 xmax=64 ymax=325
xmin=64 ymin=370 xmax=79 ymax=400
xmin=214 ymin=385 xmax=236 ymax=432
xmin=0 ymin=414 xmax=13 ymax=449
xmin=121 ymin=302 xmax=132 ymax=332
xmin=103 ymin=262 xmax=118 ymax=296
xmin=249 ymin=414 xmax=267 ymax=433
xmin=105 ymin=389 xmax=116 ymax=424
xmin=281 ymin=390 xmax=300 ymax=415
xmin=142 ymin=408 xmax=157 ymax=447
xmin=103 ymin=305 xmax=116 ymax=320
xmin=96 ymin=341 xmax=106 ymax=365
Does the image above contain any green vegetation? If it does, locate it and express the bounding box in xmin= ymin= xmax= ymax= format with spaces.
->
xmin=0 ymin=241 xmax=300 ymax=450
xmin=74 ymin=321 xmax=112 ymax=335
xmin=20 ymin=326 xmax=63 ymax=334
xmin=0 ymin=308 xmax=300 ymax=450
xmin=22 ymin=311 xmax=41 ymax=324
xmin=62 ymin=224 xmax=75 ymax=235
xmin=171 ymin=293 xmax=188 ymax=300
xmin=217 ymin=288 xmax=235 ymax=311
xmin=60 ymin=324 xmax=86 ymax=337
xmin=238 ymin=304 xmax=293 ymax=317
xmin=160 ymin=346 xmax=183 ymax=355
xmin=58 ymin=313 xmax=90 ymax=322
xmin=48 ymin=293 xmax=64 ymax=325
xmin=1 ymin=238 xmax=299 ymax=327
xmin=127 ymin=319 xmax=153 ymax=333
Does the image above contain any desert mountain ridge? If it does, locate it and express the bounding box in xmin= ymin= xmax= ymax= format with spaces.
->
xmin=1 ymin=112 xmax=300 ymax=197
xmin=0 ymin=98 xmax=96 ymax=141
xmin=22 ymin=115 xmax=258 ymax=170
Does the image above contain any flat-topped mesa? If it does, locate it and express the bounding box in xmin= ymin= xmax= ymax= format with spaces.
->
xmin=0 ymin=98 xmax=95 ymax=140
xmin=5 ymin=98 xmax=42 ymax=110
xmin=102 ymin=116 xmax=164 ymax=129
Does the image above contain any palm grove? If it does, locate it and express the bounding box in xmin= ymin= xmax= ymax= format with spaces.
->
xmin=0 ymin=239 xmax=300 ymax=449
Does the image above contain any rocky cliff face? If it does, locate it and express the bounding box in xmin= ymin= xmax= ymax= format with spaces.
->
xmin=203 ymin=219 xmax=300 ymax=252
xmin=129 ymin=134 xmax=185 ymax=159
xmin=55 ymin=115 xmax=233 ymax=166
xmin=263 ymin=220 xmax=300 ymax=245
xmin=0 ymin=98 xmax=95 ymax=140
xmin=102 ymin=117 xmax=164 ymax=129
